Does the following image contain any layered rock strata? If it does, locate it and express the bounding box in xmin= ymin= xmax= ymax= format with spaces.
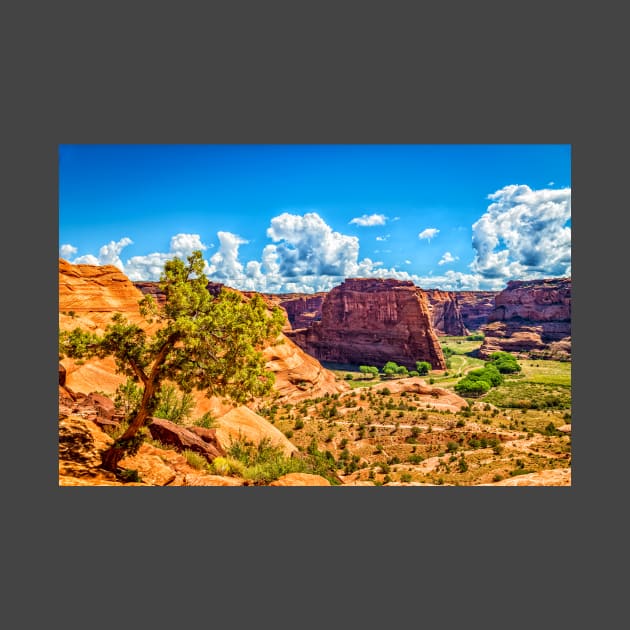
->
xmin=478 ymin=278 xmax=571 ymax=359
xmin=423 ymin=289 xmax=469 ymax=336
xmin=454 ymin=291 xmax=497 ymax=332
xmin=286 ymin=278 xmax=446 ymax=370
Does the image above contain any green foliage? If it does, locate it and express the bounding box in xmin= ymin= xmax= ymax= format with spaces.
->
xmin=114 ymin=378 xmax=143 ymax=420
xmin=225 ymin=437 xmax=340 ymax=485
xmin=58 ymin=250 xmax=285 ymax=469
xmin=194 ymin=411 xmax=218 ymax=428
xmin=154 ymin=383 xmax=195 ymax=424
xmin=466 ymin=332 xmax=485 ymax=341
xmin=117 ymin=468 xmax=141 ymax=483
xmin=486 ymin=352 xmax=521 ymax=374
xmin=183 ymin=449 xmax=209 ymax=470
xmin=359 ymin=365 xmax=379 ymax=378
xmin=382 ymin=361 xmax=399 ymax=377
xmin=415 ymin=361 xmax=431 ymax=375
xmin=454 ymin=376 xmax=491 ymax=397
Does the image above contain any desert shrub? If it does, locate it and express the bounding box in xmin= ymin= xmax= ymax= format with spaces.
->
xmin=400 ymin=472 xmax=412 ymax=483
xmin=194 ymin=411 xmax=218 ymax=428
xmin=154 ymin=383 xmax=195 ymax=424
xmin=184 ymin=449 xmax=208 ymax=470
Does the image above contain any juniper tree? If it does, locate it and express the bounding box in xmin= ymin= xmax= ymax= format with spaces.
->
xmin=59 ymin=250 xmax=285 ymax=473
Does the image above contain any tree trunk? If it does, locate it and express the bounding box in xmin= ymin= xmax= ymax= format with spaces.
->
xmin=100 ymin=380 xmax=157 ymax=474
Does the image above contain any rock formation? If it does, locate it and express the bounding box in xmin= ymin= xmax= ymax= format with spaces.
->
xmin=454 ymin=291 xmax=497 ymax=333
xmin=60 ymin=259 xmax=347 ymax=406
xmin=478 ymin=278 xmax=571 ymax=359
xmin=286 ymin=278 xmax=446 ymax=370
xmin=278 ymin=294 xmax=326 ymax=329
xmin=423 ymin=289 xmax=469 ymax=336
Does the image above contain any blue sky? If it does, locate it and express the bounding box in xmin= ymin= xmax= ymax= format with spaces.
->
xmin=59 ymin=144 xmax=571 ymax=293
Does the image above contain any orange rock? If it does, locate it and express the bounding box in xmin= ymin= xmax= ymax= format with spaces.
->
xmin=268 ymin=473 xmax=331 ymax=486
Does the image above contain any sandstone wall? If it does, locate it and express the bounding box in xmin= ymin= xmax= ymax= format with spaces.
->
xmin=287 ymin=278 xmax=446 ymax=370
xmin=478 ymin=278 xmax=571 ymax=359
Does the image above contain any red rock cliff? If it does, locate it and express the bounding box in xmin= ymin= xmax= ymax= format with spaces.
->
xmin=423 ymin=289 xmax=469 ymax=336
xmin=454 ymin=291 xmax=497 ymax=332
xmin=286 ymin=278 xmax=446 ymax=370
xmin=279 ymin=294 xmax=326 ymax=329
xmin=478 ymin=278 xmax=571 ymax=359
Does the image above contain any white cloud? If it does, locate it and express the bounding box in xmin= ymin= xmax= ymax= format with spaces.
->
xmin=207 ymin=231 xmax=248 ymax=280
xmin=418 ymin=228 xmax=439 ymax=242
xmin=59 ymin=244 xmax=77 ymax=259
xmin=349 ymin=213 xmax=387 ymax=226
xmin=438 ymin=251 xmax=459 ymax=266
xmin=169 ymin=233 xmax=208 ymax=256
xmin=404 ymin=259 xmax=411 ymax=265
xmin=470 ymin=184 xmax=571 ymax=281
xmin=70 ymin=237 xmax=133 ymax=271
xmin=375 ymin=235 xmax=390 ymax=242
xmin=125 ymin=234 xmax=210 ymax=280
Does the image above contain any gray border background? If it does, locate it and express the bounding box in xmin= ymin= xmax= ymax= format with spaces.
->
xmin=4 ymin=1 xmax=621 ymax=627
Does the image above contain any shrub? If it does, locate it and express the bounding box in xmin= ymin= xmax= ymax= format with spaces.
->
xmin=194 ymin=411 xmax=218 ymax=428
xmin=184 ymin=449 xmax=208 ymax=470
xmin=486 ymin=351 xmax=521 ymax=374
xmin=415 ymin=361 xmax=431 ymax=375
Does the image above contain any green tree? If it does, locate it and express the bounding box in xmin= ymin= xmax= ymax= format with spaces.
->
xmin=486 ymin=351 xmax=521 ymax=374
xmin=359 ymin=365 xmax=379 ymax=379
xmin=59 ymin=251 xmax=285 ymax=473
xmin=415 ymin=361 xmax=431 ymax=375
xmin=382 ymin=361 xmax=399 ymax=377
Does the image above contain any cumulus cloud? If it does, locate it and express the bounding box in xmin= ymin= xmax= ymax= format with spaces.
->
xmin=349 ymin=213 xmax=387 ymax=226
xmin=438 ymin=251 xmax=459 ymax=266
xmin=59 ymin=244 xmax=77 ymax=259
xmin=418 ymin=228 xmax=439 ymax=242
xmin=470 ymin=184 xmax=571 ymax=281
xmin=206 ymin=231 xmax=248 ymax=280
xmin=125 ymin=234 xmax=210 ymax=280
xmin=70 ymin=237 xmax=133 ymax=271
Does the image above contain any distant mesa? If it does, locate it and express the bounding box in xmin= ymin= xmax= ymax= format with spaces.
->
xmin=286 ymin=278 xmax=446 ymax=370
xmin=478 ymin=278 xmax=571 ymax=360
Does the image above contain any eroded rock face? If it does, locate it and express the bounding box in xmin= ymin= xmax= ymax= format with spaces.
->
xmin=423 ymin=289 xmax=469 ymax=336
xmin=478 ymin=278 xmax=571 ymax=359
xmin=287 ymin=278 xmax=446 ymax=370
xmin=278 ymin=294 xmax=326 ymax=330
xmin=454 ymin=291 xmax=497 ymax=333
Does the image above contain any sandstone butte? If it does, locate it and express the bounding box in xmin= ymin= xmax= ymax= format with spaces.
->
xmin=265 ymin=287 xmax=498 ymax=337
xmin=478 ymin=277 xmax=571 ymax=359
xmin=58 ymin=259 xmax=348 ymax=453
xmin=286 ymin=278 xmax=446 ymax=370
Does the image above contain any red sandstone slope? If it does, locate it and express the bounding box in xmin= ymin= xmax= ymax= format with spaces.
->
xmin=286 ymin=278 xmax=446 ymax=370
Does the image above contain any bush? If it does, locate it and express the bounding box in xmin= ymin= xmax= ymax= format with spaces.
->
xmin=194 ymin=411 xmax=218 ymax=428
xmin=486 ymin=352 xmax=521 ymax=374
xmin=415 ymin=361 xmax=431 ymax=375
